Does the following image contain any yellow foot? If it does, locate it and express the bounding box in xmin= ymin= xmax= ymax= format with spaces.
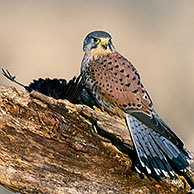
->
xmin=93 ymin=105 xmax=102 ymax=112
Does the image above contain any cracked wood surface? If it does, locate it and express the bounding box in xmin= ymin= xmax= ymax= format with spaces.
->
xmin=0 ymin=86 xmax=193 ymax=194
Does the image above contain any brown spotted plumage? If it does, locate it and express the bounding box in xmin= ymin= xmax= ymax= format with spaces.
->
xmin=85 ymin=52 xmax=152 ymax=116
xmin=81 ymin=30 xmax=190 ymax=178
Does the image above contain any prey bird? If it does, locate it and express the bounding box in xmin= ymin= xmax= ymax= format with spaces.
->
xmin=80 ymin=30 xmax=190 ymax=178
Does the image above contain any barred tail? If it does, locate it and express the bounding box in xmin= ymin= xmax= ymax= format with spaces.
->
xmin=125 ymin=113 xmax=190 ymax=178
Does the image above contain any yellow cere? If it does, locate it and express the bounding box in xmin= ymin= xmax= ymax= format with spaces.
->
xmin=101 ymin=40 xmax=109 ymax=45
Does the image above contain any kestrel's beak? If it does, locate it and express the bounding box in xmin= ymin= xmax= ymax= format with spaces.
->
xmin=101 ymin=40 xmax=109 ymax=50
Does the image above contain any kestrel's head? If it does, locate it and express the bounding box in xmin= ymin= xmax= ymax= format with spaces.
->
xmin=83 ymin=31 xmax=115 ymax=54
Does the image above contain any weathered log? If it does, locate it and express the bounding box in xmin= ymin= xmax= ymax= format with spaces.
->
xmin=0 ymin=86 xmax=193 ymax=194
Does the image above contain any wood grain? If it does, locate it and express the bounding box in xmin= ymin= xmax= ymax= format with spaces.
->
xmin=0 ymin=86 xmax=193 ymax=194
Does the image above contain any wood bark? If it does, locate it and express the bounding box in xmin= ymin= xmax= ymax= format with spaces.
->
xmin=0 ymin=86 xmax=193 ymax=194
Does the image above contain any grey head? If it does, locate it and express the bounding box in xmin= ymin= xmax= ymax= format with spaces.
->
xmin=83 ymin=30 xmax=115 ymax=52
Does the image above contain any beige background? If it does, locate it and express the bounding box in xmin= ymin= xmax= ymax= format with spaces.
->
xmin=0 ymin=0 xmax=193 ymax=193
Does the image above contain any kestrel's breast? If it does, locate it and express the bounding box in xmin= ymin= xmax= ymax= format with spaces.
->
xmin=84 ymin=52 xmax=153 ymax=116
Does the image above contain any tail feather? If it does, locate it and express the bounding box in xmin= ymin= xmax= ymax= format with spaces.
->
xmin=133 ymin=120 xmax=165 ymax=176
xmin=125 ymin=113 xmax=189 ymax=177
xmin=137 ymin=120 xmax=174 ymax=177
xmin=126 ymin=114 xmax=174 ymax=177
xmin=150 ymin=129 xmax=189 ymax=171
xmin=126 ymin=117 xmax=151 ymax=174
xmin=131 ymin=125 xmax=151 ymax=171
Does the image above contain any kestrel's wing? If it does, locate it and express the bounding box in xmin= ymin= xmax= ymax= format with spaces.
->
xmin=87 ymin=52 xmax=189 ymax=176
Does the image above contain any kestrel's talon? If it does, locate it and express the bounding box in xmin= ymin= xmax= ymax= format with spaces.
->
xmin=93 ymin=105 xmax=102 ymax=112
xmin=81 ymin=30 xmax=190 ymax=179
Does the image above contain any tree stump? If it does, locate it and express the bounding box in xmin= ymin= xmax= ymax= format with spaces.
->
xmin=0 ymin=86 xmax=193 ymax=194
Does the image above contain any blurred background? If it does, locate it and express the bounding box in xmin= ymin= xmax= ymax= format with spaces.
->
xmin=0 ymin=0 xmax=193 ymax=193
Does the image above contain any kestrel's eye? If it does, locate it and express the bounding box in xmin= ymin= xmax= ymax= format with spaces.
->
xmin=93 ymin=38 xmax=100 ymax=43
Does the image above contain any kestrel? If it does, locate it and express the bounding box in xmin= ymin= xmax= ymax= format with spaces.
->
xmin=81 ymin=30 xmax=190 ymax=178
